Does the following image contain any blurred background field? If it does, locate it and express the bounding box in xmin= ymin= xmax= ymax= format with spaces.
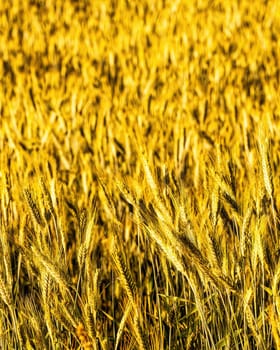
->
xmin=1 ymin=0 xmax=280 ymax=349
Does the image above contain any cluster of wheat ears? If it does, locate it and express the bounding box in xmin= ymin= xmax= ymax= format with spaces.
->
xmin=1 ymin=0 xmax=280 ymax=349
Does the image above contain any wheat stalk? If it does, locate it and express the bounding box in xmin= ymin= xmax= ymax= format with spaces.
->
xmin=115 ymin=302 xmax=133 ymax=350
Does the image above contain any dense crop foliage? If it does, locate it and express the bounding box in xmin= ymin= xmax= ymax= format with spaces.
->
xmin=1 ymin=0 xmax=280 ymax=349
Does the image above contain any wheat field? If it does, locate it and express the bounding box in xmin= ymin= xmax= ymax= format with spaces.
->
xmin=1 ymin=0 xmax=280 ymax=349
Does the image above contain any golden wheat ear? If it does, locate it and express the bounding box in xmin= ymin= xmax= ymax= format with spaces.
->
xmin=0 ymin=274 xmax=13 ymax=308
xmin=111 ymin=245 xmax=137 ymax=307
xmin=24 ymin=189 xmax=45 ymax=228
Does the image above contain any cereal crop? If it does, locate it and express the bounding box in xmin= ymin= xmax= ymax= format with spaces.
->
xmin=1 ymin=0 xmax=280 ymax=349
